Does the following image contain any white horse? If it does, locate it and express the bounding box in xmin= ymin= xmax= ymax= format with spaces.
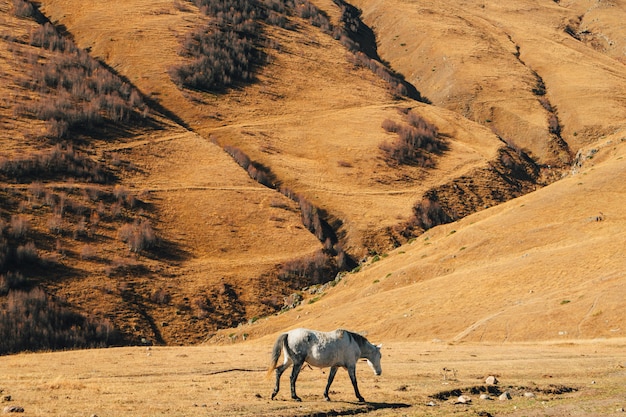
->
xmin=268 ymin=328 xmax=382 ymax=402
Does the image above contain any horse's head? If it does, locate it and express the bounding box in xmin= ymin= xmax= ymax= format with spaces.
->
xmin=366 ymin=343 xmax=382 ymax=376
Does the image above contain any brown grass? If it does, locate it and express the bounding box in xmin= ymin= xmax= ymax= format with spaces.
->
xmin=0 ymin=0 xmax=624 ymax=363
xmin=1 ymin=340 xmax=625 ymax=416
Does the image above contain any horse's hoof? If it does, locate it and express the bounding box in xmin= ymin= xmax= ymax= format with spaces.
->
xmin=324 ymin=396 xmax=331 ymax=402
xmin=292 ymin=396 xmax=302 ymax=402
xmin=358 ymin=397 xmax=365 ymax=403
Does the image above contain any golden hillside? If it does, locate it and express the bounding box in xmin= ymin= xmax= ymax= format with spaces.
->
xmin=1 ymin=0 xmax=625 ymax=353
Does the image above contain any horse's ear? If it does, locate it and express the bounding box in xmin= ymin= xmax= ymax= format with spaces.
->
xmin=377 ymin=343 xmax=383 ymax=349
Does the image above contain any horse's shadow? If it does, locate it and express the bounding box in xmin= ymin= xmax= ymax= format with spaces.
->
xmin=357 ymin=401 xmax=411 ymax=410
xmin=331 ymin=400 xmax=411 ymax=411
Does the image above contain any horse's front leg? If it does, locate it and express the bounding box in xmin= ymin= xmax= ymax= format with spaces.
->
xmin=347 ymin=365 xmax=365 ymax=402
xmin=289 ymin=361 xmax=305 ymax=402
xmin=323 ymin=366 xmax=339 ymax=401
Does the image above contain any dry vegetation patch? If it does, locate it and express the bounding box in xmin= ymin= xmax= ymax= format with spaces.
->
xmin=2 ymin=0 xmax=626 ymax=367
xmin=1 ymin=340 xmax=625 ymax=416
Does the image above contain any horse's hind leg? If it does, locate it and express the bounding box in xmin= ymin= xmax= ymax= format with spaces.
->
xmin=271 ymin=361 xmax=291 ymax=400
xmin=323 ymin=366 xmax=339 ymax=401
xmin=289 ymin=361 xmax=305 ymax=402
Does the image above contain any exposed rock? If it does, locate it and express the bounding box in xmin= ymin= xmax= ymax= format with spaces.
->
xmin=456 ymin=395 xmax=472 ymax=404
xmin=499 ymin=391 xmax=512 ymax=401
xmin=479 ymin=394 xmax=492 ymax=400
xmin=485 ymin=375 xmax=498 ymax=385
xmin=3 ymin=406 xmax=24 ymax=413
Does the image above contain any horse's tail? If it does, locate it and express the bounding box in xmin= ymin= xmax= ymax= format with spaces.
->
xmin=267 ymin=332 xmax=288 ymax=378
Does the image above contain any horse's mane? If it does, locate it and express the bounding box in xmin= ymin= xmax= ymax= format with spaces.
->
xmin=346 ymin=330 xmax=369 ymax=348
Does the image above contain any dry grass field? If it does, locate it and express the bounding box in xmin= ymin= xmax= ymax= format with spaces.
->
xmin=2 ymin=0 xmax=626 ymax=415
xmin=1 ymin=339 xmax=626 ymax=416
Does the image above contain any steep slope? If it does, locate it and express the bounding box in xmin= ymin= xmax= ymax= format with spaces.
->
xmin=1 ymin=0 xmax=322 ymax=347
xmin=352 ymin=0 xmax=626 ymax=168
xmin=3 ymin=0 xmax=625 ymax=350
xmin=38 ymin=0 xmax=539 ymax=259
xmin=217 ymin=131 xmax=626 ymax=343
xmin=26 ymin=0 xmax=536 ymax=346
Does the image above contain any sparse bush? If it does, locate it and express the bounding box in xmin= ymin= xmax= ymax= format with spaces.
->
xmin=337 ymin=160 xmax=352 ymax=167
xmin=47 ymin=212 xmax=64 ymax=234
xmin=73 ymin=216 xmax=88 ymax=238
xmin=224 ymin=145 xmax=277 ymax=187
xmin=380 ymin=111 xmax=445 ymax=167
xmin=118 ymin=220 xmax=156 ymax=252
xmin=9 ymin=215 xmax=30 ymax=238
xmin=79 ymin=244 xmax=96 ymax=260
xmin=548 ymin=113 xmax=561 ymax=136
xmin=278 ymin=250 xmax=338 ymax=287
xmin=0 ymin=272 xmax=28 ymax=296
xmin=16 ymin=242 xmax=38 ymax=264
xmin=171 ymin=0 xmax=261 ymax=92
xmin=224 ymin=145 xmax=251 ymax=170
xmin=0 ymin=287 xmax=120 ymax=355
xmin=12 ymin=0 xmax=34 ymax=18
xmin=113 ymin=185 xmax=128 ymax=201
xmin=411 ymin=196 xmax=453 ymax=231
xmin=150 ymin=288 xmax=171 ymax=305
xmin=16 ymin=21 xmax=147 ymax=139
xmin=0 ymin=144 xmax=111 ymax=183
xmin=381 ymin=118 xmax=399 ymax=133
xmin=297 ymin=195 xmax=324 ymax=240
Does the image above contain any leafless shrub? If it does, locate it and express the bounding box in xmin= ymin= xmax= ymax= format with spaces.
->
xmin=0 ymin=144 xmax=110 ymax=183
xmin=381 ymin=118 xmax=399 ymax=133
xmin=0 ymin=287 xmax=120 ymax=354
xmin=30 ymin=22 xmax=73 ymax=52
xmin=18 ymin=22 xmax=147 ymax=138
xmin=224 ymin=145 xmax=251 ymax=170
xmin=150 ymin=288 xmax=172 ymax=305
xmin=113 ymin=185 xmax=129 ymax=202
xmin=266 ymin=10 xmax=289 ymax=28
xmin=379 ymin=112 xmax=445 ymax=167
xmin=269 ymin=198 xmax=292 ymax=210
xmin=337 ymin=160 xmax=352 ymax=168
xmin=79 ymin=244 xmax=96 ymax=260
xmin=104 ymin=256 xmax=139 ymax=277
xmin=9 ymin=215 xmax=30 ymax=238
xmin=118 ymin=220 xmax=156 ymax=252
xmin=12 ymin=0 xmax=34 ymax=18
xmin=224 ymin=145 xmax=277 ymax=187
xmin=548 ymin=113 xmax=561 ymax=136
xmin=47 ymin=212 xmax=64 ymax=234
xmin=16 ymin=241 xmax=38 ymax=264
xmin=0 ymin=272 xmax=27 ymax=296
xmin=193 ymin=295 xmax=213 ymax=319
xmin=173 ymin=0 xmax=193 ymax=12
xmin=85 ymin=186 xmax=101 ymax=201
xmin=411 ymin=196 xmax=453 ymax=231
xmin=538 ymin=97 xmax=553 ymax=112
xmin=110 ymin=201 xmax=123 ymax=218
xmin=170 ymin=28 xmax=258 ymax=92
xmin=174 ymin=0 xmax=332 ymax=92
xmin=28 ymin=182 xmax=45 ymax=199
xmin=278 ymin=250 xmax=338 ymax=287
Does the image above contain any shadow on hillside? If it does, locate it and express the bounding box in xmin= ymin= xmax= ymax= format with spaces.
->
xmin=148 ymin=237 xmax=191 ymax=264
xmin=336 ymin=0 xmax=430 ymax=104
